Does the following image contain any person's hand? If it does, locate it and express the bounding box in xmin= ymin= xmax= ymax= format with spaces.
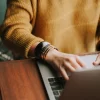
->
xmin=45 ymin=49 xmax=86 ymax=80
xmin=93 ymin=53 xmax=100 ymax=66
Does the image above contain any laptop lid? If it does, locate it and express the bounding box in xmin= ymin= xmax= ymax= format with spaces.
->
xmin=60 ymin=67 xmax=100 ymax=100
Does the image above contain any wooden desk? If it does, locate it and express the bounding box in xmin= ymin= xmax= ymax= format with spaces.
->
xmin=0 ymin=59 xmax=47 ymax=100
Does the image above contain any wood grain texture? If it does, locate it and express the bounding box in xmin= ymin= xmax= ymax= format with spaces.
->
xmin=0 ymin=59 xmax=47 ymax=100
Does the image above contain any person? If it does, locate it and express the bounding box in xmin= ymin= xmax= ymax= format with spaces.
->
xmin=0 ymin=0 xmax=100 ymax=80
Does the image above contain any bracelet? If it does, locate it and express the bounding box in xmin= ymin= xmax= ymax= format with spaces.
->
xmin=41 ymin=44 xmax=57 ymax=60
xmin=34 ymin=41 xmax=58 ymax=60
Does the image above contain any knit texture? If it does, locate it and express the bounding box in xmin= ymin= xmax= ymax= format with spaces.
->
xmin=0 ymin=0 xmax=100 ymax=57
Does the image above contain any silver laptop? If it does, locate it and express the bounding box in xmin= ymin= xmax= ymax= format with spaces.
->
xmin=36 ymin=53 xmax=100 ymax=100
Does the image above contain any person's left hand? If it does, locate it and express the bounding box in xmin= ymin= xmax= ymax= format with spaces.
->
xmin=93 ymin=53 xmax=100 ymax=66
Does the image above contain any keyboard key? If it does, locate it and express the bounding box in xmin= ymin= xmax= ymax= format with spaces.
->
xmin=50 ymin=82 xmax=60 ymax=86
xmin=48 ymin=77 xmax=66 ymax=100
xmin=55 ymin=96 xmax=59 ymax=100
xmin=53 ymin=90 xmax=59 ymax=96
xmin=51 ymin=85 xmax=63 ymax=91
xmin=48 ymin=78 xmax=55 ymax=82
xmin=59 ymin=90 xmax=63 ymax=95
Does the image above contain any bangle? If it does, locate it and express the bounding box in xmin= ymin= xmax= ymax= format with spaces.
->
xmin=34 ymin=41 xmax=57 ymax=60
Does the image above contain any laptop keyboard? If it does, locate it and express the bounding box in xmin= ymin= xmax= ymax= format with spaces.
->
xmin=48 ymin=77 xmax=66 ymax=100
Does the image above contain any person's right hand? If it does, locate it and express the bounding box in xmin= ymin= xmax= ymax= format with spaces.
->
xmin=45 ymin=49 xmax=86 ymax=80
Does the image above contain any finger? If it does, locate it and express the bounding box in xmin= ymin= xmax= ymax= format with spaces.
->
xmin=75 ymin=56 xmax=87 ymax=68
xmin=69 ymin=58 xmax=82 ymax=69
xmin=64 ymin=62 xmax=76 ymax=72
xmin=93 ymin=54 xmax=100 ymax=66
xmin=59 ymin=67 xmax=69 ymax=80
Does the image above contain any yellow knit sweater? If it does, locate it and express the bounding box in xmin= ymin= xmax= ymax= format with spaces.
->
xmin=0 ymin=0 xmax=100 ymax=57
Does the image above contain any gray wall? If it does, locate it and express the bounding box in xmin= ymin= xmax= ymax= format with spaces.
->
xmin=0 ymin=0 xmax=6 ymax=24
xmin=0 ymin=0 xmax=13 ymax=61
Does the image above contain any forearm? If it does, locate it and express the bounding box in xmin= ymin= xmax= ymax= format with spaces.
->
xmin=0 ymin=0 xmax=43 ymax=57
xmin=1 ymin=30 xmax=43 ymax=57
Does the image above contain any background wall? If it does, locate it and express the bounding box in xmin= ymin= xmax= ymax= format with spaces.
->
xmin=0 ymin=0 xmax=13 ymax=61
xmin=0 ymin=0 xmax=7 ymax=24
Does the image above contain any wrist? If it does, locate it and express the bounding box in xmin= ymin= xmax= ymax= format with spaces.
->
xmin=45 ymin=48 xmax=59 ymax=61
xmin=33 ymin=41 xmax=58 ymax=60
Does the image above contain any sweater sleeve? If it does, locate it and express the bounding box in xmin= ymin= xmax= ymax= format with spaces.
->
xmin=0 ymin=0 xmax=44 ymax=58
xmin=96 ymin=15 xmax=100 ymax=51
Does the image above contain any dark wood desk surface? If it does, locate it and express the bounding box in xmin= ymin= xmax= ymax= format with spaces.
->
xmin=0 ymin=59 xmax=47 ymax=100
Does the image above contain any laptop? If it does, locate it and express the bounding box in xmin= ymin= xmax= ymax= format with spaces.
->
xmin=36 ymin=53 xmax=100 ymax=100
xmin=59 ymin=67 xmax=100 ymax=100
